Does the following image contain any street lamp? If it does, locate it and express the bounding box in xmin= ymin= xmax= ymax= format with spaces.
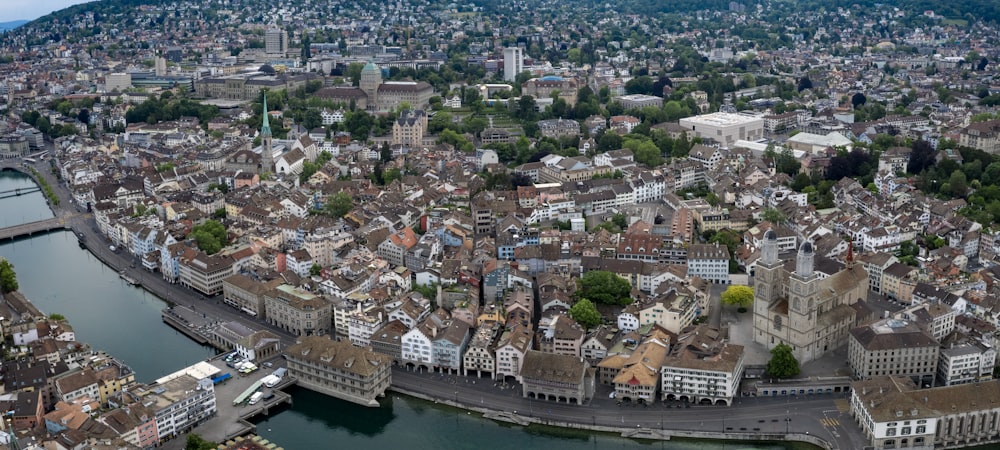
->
xmin=785 ymin=417 xmax=791 ymax=434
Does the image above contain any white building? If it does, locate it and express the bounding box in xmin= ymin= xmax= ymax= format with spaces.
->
xmin=678 ymin=112 xmax=764 ymax=148
xmin=503 ymin=47 xmax=524 ymax=82
xmin=937 ymin=340 xmax=996 ymax=386
xmin=686 ymin=243 xmax=730 ymax=284
xmin=660 ymin=329 xmax=745 ymax=406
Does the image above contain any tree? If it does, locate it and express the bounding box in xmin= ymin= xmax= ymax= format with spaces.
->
xmin=324 ymin=192 xmax=354 ymax=218
xmin=908 ymin=140 xmax=936 ymax=174
xmin=576 ymin=271 xmax=632 ymax=306
xmin=851 ymin=92 xmax=867 ymax=109
xmin=0 ymin=259 xmax=18 ymax=293
xmin=721 ymin=285 xmax=754 ymax=308
xmin=767 ymin=343 xmax=800 ymax=378
xmin=189 ymin=220 xmax=227 ymax=255
xmin=185 ymin=433 xmax=216 ymax=450
xmin=309 ymin=263 xmax=323 ymax=277
xmin=49 ymin=313 xmax=66 ymax=321
xmin=569 ymin=298 xmax=601 ymax=330
xmin=761 ymin=208 xmax=787 ymax=224
xmin=797 ymin=76 xmax=813 ymax=92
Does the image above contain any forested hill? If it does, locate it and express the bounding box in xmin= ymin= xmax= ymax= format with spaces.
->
xmin=11 ymin=0 xmax=1000 ymax=40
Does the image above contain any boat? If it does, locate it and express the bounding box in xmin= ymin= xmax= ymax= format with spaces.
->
xmin=119 ymin=271 xmax=140 ymax=286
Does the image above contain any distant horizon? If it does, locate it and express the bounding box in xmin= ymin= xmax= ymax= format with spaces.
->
xmin=0 ymin=0 xmax=96 ymax=23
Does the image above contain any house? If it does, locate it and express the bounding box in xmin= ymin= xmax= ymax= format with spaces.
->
xmin=660 ymin=325 xmax=744 ymax=406
xmin=613 ymin=333 xmax=669 ymax=404
xmin=463 ymin=322 xmax=501 ymax=378
xmin=495 ymin=323 xmax=534 ymax=382
xmin=520 ymin=350 xmax=593 ymax=405
xmin=847 ymin=318 xmax=939 ymax=386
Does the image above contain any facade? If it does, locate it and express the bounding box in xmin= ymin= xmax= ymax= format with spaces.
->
xmin=141 ymin=374 xmax=216 ymax=443
xmin=618 ymin=94 xmax=664 ymax=110
xmin=178 ymin=253 xmax=235 ymax=296
xmin=847 ymin=318 xmax=940 ymax=386
xmin=376 ymin=81 xmax=435 ymax=112
xmin=265 ymin=27 xmax=288 ymax=55
xmin=686 ymin=243 xmax=730 ymax=284
xmin=661 ymin=329 xmax=745 ymax=406
xmin=678 ymin=112 xmax=764 ymax=148
xmin=264 ymin=284 xmax=332 ymax=336
xmin=222 ymin=274 xmax=280 ymax=317
xmin=463 ymin=321 xmax=500 ymax=378
xmin=392 ymin=110 xmax=428 ymax=148
xmin=523 ymin=76 xmax=579 ymax=106
xmin=495 ymin=323 xmax=533 ymax=382
xmin=753 ymin=232 xmax=870 ymax=364
xmin=520 ymin=350 xmax=592 ymax=404
xmin=0 ymin=135 xmax=29 ymax=159
xmin=285 ymin=336 xmax=392 ymax=407
xmin=959 ymin=120 xmax=1000 ymax=154
xmin=850 ymin=376 xmax=1000 ymax=450
xmin=503 ymin=47 xmax=523 ymax=82
xmin=612 ymin=334 xmax=669 ymax=404
xmin=937 ymin=340 xmax=995 ymax=386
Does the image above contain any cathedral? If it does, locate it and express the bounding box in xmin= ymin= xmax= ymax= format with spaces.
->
xmin=753 ymin=230 xmax=870 ymax=364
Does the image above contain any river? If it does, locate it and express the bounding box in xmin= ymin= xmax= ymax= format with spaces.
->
xmin=0 ymin=170 xmax=811 ymax=450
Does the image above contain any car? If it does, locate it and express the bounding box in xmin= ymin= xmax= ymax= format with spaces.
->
xmin=609 ymin=392 xmax=616 ymax=399
xmin=264 ymin=362 xmax=274 ymax=368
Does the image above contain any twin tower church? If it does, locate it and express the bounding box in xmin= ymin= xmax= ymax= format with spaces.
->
xmin=753 ymin=230 xmax=870 ymax=364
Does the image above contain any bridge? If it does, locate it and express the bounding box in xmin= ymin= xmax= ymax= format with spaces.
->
xmin=0 ymin=217 xmax=73 ymax=241
xmin=0 ymin=186 xmax=41 ymax=199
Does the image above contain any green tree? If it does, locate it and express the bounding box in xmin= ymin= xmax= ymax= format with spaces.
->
xmin=49 ymin=313 xmax=66 ymax=321
xmin=721 ymin=285 xmax=754 ymax=308
xmin=766 ymin=343 xmax=800 ymax=379
xmin=761 ymin=208 xmax=787 ymax=224
xmin=309 ymin=263 xmax=323 ymax=277
xmin=569 ymin=298 xmax=601 ymax=330
xmin=324 ymin=192 xmax=354 ymax=218
xmin=0 ymin=259 xmax=18 ymax=293
xmin=576 ymin=271 xmax=632 ymax=306
xmin=185 ymin=433 xmax=216 ymax=450
xmin=189 ymin=220 xmax=227 ymax=255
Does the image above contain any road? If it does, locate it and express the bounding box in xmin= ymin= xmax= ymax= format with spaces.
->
xmin=28 ymin=154 xmax=867 ymax=449
xmin=391 ymin=369 xmax=864 ymax=449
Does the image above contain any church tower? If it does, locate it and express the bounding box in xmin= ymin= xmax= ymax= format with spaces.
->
xmin=753 ymin=230 xmax=783 ymax=347
xmin=260 ymin=91 xmax=274 ymax=175
xmin=787 ymin=240 xmax=820 ymax=358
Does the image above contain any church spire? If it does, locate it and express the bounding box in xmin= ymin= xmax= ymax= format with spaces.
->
xmin=259 ymin=90 xmax=274 ymax=175
xmin=261 ymin=91 xmax=272 ymax=138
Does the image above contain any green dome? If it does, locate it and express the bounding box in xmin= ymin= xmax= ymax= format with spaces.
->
xmin=362 ymin=61 xmax=379 ymax=73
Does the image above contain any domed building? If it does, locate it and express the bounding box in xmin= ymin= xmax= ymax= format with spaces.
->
xmin=753 ymin=234 xmax=870 ymax=364
xmin=359 ymin=61 xmax=382 ymax=110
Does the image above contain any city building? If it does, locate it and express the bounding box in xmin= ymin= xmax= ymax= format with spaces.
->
xmin=847 ymin=318 xmax=940 ymax=387
xmin=661 ymin=326 xmax=745 ymax=406
xmin=850 ymin=376 xmax=1000 ymax=450
xmin=686 ymin=243 xmax=730 ymax=284
xmin=264 ymin=284 xmax=332 ymax=336
xmin=284 ymin=335 xmax=392 ymax=407
xmin=265 ymin=27 xmax=288 ymax=55
xmin=678 ymin=112 xmax=764 ymax=148
xmin=178 ymin=253 xmax=235 ymax=296
xmin=520 ymin=350 xmax=593 ymax=404
xmin=503 ymin=47 xmax=523 ymax=82
xmin=612 ymin=333 xmax=669 ymax=404
xmin=753 ymin=232 xmax=870 ymax=364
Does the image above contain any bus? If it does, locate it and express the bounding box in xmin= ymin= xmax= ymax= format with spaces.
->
xmin=23 ymin=158 xmax=36 ymax=164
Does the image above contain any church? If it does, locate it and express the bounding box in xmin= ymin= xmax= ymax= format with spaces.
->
xmin=753 ymin=230 xmax=870 ymax=364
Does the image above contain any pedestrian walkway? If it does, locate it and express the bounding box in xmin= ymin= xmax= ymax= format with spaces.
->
xmin=820 ymin=417 xmax=841 ymax=427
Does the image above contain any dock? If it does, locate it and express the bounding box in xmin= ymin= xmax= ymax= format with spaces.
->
xmin=161 ymin=307 xmax=211 ymax=345
xmin=119 ymin=271 xmax=140 ymax=286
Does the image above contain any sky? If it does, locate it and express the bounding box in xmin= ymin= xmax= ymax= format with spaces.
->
xmin=0 ymin=0 xmax=96 ymax=23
